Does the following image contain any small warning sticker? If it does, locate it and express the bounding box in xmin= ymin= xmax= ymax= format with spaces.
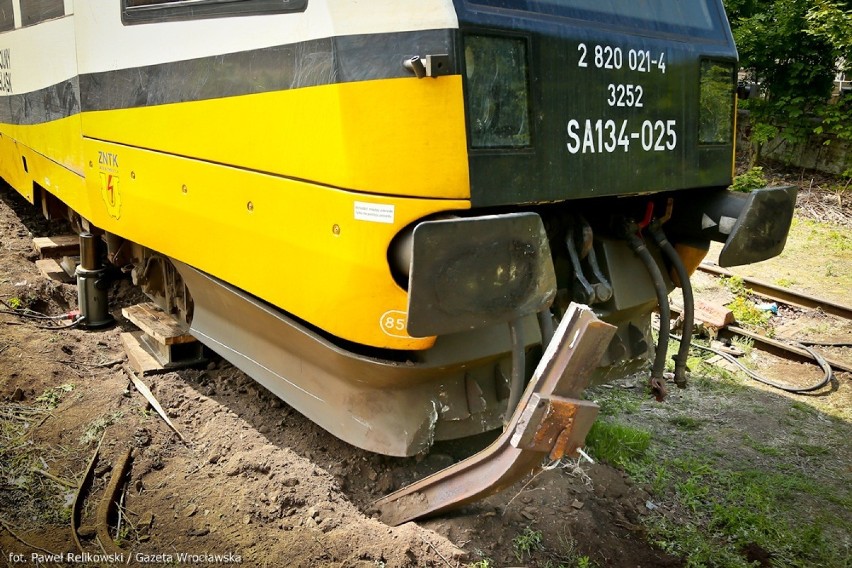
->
xmin=354 ymin=201 xmax=395 ymax=224
xmin=99 ymin=172 xmax=122 ymax=220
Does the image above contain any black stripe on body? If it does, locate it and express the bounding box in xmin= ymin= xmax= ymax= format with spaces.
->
xmin=80 ymin=29 xmax=456 ymax=112
xmin=0 ymin=77 xmax=80 ymax=126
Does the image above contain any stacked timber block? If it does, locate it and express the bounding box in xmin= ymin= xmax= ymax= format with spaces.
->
xmin=32 ymin=235 xmax=79 ymax=283
xmin=121 ymin=302 xmax=205 ymax=375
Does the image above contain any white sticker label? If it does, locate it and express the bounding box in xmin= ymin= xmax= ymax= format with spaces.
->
xmin=718 ymin=215 xmax=737 ymax=235
xmin=354 ymin=202 xmax=395 ymax=224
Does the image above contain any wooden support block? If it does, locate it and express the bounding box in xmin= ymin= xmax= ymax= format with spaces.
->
xmin=694 ymin=299 xmax=735 ymax=329
xmin=35 ymin=258 xmax=74 ymax=283
xmin=32 ymin=235 xmax=79 ymax=259
xmin=122 ymin=302 xmax=195 ymax=345
xmin=121 ymin=331 xmax=167 ymax=376
xmin=121 ymin=303 xmax=205 ymax=371
xmin=121 ymin=330 xmax=205 ymax=375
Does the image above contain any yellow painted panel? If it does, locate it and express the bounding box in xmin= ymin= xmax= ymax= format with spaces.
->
xmin=0 ymin=134 xmax=32 ymax=200
xmin=0 ymin=116 xmax=85 ymax=203
xmin=1 ymin=116 xmax=84 ymax=175
xmin=82 ymin=139 xmax=471 ymax=350
xmin=81 ymin=77 xmax=470 ymax=199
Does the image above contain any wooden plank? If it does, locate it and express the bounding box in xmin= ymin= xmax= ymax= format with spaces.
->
xmin=60 ymin=256 xmax=79 ymax=278
xmin=122 ymin=302 xmax=196 ymax=346
xmin=32 ymin=235 xmax=79 ymax=259
xmin=121 ymin=332 xmax=167 ymax=376
xmin=35 ymin=258 xmax=74 ymax=283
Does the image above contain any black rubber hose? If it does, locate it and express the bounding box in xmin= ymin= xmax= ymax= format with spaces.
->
xmin=537 ymin=309 xmax=555 ymax=348
xmin=671 ymin=332 xmax=834 ymax=393
xmin=625 ymin=226 xmax=670 ymax=395
xmin=506 ymin=318 xmax=526 ymax=425
xmin=648 ymin=221 xmax=694 ymax=388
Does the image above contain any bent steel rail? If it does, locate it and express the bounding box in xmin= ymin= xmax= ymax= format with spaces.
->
xmin=374 ymin=305 xmax=616 ymax=525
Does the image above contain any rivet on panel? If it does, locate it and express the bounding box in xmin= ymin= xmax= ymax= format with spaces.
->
xmin=131 ymin=171 xmax=136 ymax=179
xmin=181 ymin=184 xmax=188 ymax=194
xmin=247 ymin=201 xmax=254 ymax=212
xmin=332 ymin=224 xmax=341 ymax=235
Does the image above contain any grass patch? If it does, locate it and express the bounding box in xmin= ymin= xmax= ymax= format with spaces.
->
xmin=794 ymin=443 xmax=830 ymax=457
xmin=742 ymin=434 xmax=782 ymax=457
xmin=588 ymin=373 xmax=851 ymax=568
xmin=592 ymin=387 xmax=642 ymax=417
xmin=653 ymin=462 xmax=846 ymax=567
xmin=690 ymin=359 xmax=746 ymax=394
xmin=668 ymin=415 xmax=704 ymax=431
xmin=584 ymin=420 xmax=650 ymax=470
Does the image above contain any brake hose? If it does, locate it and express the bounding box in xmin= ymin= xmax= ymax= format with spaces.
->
xmin=648 ymin=220 xmax=694 ymax=388
xmin=625 ymin=224 xmax=670 ymax=401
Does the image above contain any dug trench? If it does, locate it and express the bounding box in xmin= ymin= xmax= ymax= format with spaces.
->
xmin=0 ymin=183 xmax=678 ymax=567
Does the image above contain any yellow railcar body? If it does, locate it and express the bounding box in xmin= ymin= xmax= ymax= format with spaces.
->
xmin=82 ymin=137 xmax=468 ymax=350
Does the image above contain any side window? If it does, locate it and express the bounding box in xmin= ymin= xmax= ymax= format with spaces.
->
xmin=20 ymin=0 xmax=64 ymax=27
xmin=0 ymin=0 xmax=13 ymax=32
xmin=122 ymin=0 xmax=308 ymax=25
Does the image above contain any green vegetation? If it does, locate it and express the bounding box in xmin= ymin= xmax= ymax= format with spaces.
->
xmin=0 ymin=402 xmax=76 ymax=526
xmin=721 ymin=274 xmax=748 ymax=296
xmin=583 ymin=420 xmax=651 ymax=470
xmin=727 ymin=296 xmax=772 ymax=328
xmin=586 ymin=362 xmax=851 ymax=568
xmin=80 ymin=411 xmax=124 ymax=445
xmin=729 ymin=166 xmax=767 ymax=192
xmin=725 ymin=0 xmax=852 ymax=160
xmin=668 ymin=415 xmax=704 ymax=431
xmin=34 ymin=383 xmax=75 ymax=409
xmin=512 ymin=527 xmax=544 ymax=562
xmin=594 ymin=388 xmax=642 ymax=417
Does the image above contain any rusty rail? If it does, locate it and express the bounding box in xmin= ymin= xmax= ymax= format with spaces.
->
xmin=720 ymin=325 xmax=852 ymax=374
xmin=698 ymin=263 xmax=852 ymax=321
xmin=373 ymin=305 xmax=616 ymax=526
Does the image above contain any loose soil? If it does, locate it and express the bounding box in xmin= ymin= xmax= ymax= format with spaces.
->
xmin=1 ymin=173 xmax=849 ymax=567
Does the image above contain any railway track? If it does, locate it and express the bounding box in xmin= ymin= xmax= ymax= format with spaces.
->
xmin=697 ymin=263 xmax=852 ymax=321
xmin=694 ymin=263 xmax=852 ymax=375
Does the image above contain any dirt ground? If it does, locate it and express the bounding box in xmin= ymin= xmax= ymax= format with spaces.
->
xmin=0 ymin=172 xmax=849 ymax=567
xmin=0 ymin=184 xmax=679 ymax=567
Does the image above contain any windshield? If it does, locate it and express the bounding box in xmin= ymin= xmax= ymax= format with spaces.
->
xmin=467 ymin=0 xmax=718 ymax=34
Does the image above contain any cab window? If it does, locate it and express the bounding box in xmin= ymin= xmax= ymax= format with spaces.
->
xmin=21 ymin=0 xmax=64 ymax=27
xmin=0 ymin=0 xmax=13 ymax=32
xmin=122 ymin=0 xmax=308 ymax=25
xmin=468 ymin=0 xmax=719 ymax=37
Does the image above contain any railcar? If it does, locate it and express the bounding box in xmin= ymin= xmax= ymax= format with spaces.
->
xmin=0 ymin=0 xmax=794 ymax=460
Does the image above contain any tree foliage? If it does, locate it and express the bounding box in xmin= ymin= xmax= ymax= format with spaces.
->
xmin=725 ymin=0 xmax=852 ymax=147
